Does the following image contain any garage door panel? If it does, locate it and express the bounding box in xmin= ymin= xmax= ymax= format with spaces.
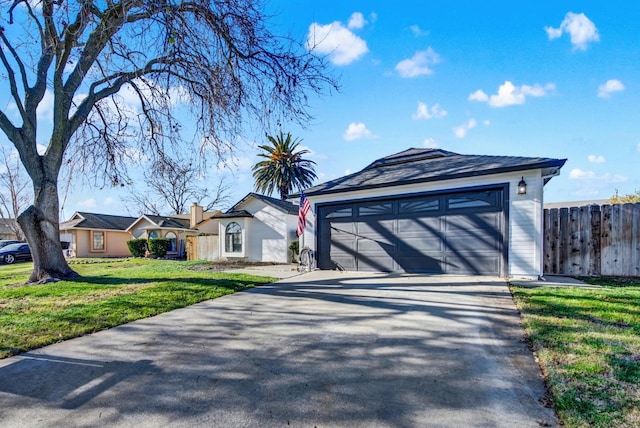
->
xmin=328 ymin=256 xmax=357 ymax=271
xmin=446 ymin=235 xmax=500 ymax=253
xmin=357 ymin=235 xmax=396 ymax=272
xmin=396 ymin=256 xmax=445 ymax=273
xmin=318 ymin=188 xmax=505 ymax=275
xmin=397 ymin=236 xmax=443 ymax=254
xmin=445 ymin=255 xmax=500 ymax=275
xmin=396 ymin=217 xmax=442 ymax=235
xmin=357 ymin=220 xmax=395 ymax=239
xmin=445 ymin=213 xmax=500 ymax=234
xmin=357 ymin=253 xmax=395 ymax=272
xmin=357 ymin=239 xmax=395 ymax=252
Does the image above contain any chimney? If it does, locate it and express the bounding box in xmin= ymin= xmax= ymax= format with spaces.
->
xmin=190 ymin=203 xmax=204 ymax=228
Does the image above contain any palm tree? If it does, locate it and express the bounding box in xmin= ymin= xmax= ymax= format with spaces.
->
xmin=252 ymin=132 xmax=317 ymax=200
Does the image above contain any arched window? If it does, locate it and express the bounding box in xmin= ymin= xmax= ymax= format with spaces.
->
xmin=148 ymin=231 xmax=158 ymax=239
xmin=225 ymin=222 xmax=242 ymax=253
xmin=166 ymin=232 xmax=177 ymax=252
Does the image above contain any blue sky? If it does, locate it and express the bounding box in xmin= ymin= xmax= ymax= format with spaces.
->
xmin=2 ymin=1 xmax=640 ymax=218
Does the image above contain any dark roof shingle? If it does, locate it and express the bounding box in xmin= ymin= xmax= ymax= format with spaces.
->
xmin=303 ymin=148 xmax=566 ymax=196
xmin=228 ymin=192 xmax=297 ymax=215
xmin=61 ymin=212 xmax=138 ymax=231
xmin=144 ymin=215 xmax=191 ymax=229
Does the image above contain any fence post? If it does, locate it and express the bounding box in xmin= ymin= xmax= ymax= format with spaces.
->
xmin=557 ymin=208 xmax=569 ymax=275
xmin=589 ymin=205 xmax=601 ymax=276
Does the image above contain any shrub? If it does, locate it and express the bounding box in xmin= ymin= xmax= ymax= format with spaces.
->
xmin=149 ymin=238 xmax=170 ymax=258
xmin=289 ymin=240 xmax=299 ymax=263
xmin=127 ymin=239 xmax=148 ymax=257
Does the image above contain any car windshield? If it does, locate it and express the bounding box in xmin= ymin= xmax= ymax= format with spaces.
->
xmin=1 ymin=243 xmax=24 ymax=251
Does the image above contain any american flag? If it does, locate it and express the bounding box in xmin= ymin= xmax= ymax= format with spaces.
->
xmin=296 ymin=191 xmax=311 ymax=237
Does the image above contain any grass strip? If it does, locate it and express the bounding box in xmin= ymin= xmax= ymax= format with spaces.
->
xmin=0 ymin=259 xmax=275 ymax=359
xmin=510 ymin=277 xmax=640 ymax=427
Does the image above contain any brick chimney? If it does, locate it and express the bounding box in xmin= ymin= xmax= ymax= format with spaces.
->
xmin=190 ymin=203 xmax=204 ymax=228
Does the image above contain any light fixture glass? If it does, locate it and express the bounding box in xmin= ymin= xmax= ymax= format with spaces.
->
xmin=517 ymin=176 xmax=527 ymax=195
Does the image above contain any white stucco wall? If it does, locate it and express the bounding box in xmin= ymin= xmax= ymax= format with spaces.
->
xmin=303 ymin=169 xmax=549 ymax=278
xmin=218 ymin=199 xmax=297 ymax=263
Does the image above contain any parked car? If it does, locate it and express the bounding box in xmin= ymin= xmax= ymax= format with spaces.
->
xmin=0 ymin=240 xmax=21 ymax=249
xmin=0 ymin=243 xmax=32 ymax=264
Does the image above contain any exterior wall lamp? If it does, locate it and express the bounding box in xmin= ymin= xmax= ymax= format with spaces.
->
xmin=517 ymin=176 xmax=527 ymax=195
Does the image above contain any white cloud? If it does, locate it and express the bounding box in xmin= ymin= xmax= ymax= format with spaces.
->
xmin=78 ymin=198 xmax=97 ymax=209
xmin=218 ymin=154 xmax=253 ymax=172
xmin=298 ymin=144 xmax=328 ymax=160
xmin=307 ymin=21 xmax=368 ymax=65
xmin=36 ymin=90 xmax=55 ymax=121
xmin=588 ymin=154 xmax=605 ymax=164
xmin=569 ymin=168 xmax=626 ymax=182
xmin=343 ymin=122 xmax=377 ymax=141
xmin=412 ymin=102 xmax=447 ymax=120
xmin=453 ymin=118 xmax=477 ymax=138
xmin=395 ymin=48 xmax=440 ymax=78
xmin=104 ymin=197 xmax=116 ymax=205
xmin=637 ymin=143 xmax=640 ymax=153
xmin=468 ymin=90 xmax=489 ymax=102
xmin=568 ymin=168 xmax=627 ymax=196
xmin=423 ymin=138 xmax=439 ymax=148
xmin=598 ymin=79 xmax=624 ymax=98
xmin=409 ymin=25 xmax=430 ymax=37
xmin=470 ymin=81 xmax=555 ymax=108
xmin=545 ymin=27 xmax=563 ymax=40
xmin=348 ymin=12 xmax=366 ymax=29
xmin=345 ymin=168 xmax=352 ymax=175
xmin=483 ymin=120 xmax=491 ymax=126
xmin=545 ymin=12 xmax=599 ymax=51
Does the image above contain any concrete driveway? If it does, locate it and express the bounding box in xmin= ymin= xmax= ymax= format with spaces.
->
xmin=0 ymin=271 xmax=557 ymax=427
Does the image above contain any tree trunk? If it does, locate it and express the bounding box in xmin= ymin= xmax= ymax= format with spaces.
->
xmin=17 ymin=178 xmax=78 ymax=283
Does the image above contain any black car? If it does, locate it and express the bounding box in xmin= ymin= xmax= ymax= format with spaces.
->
xmin=0 ymin=240 xmax=21 ymax=249
xmin=0 ymin=243 xmax=32 ymax=264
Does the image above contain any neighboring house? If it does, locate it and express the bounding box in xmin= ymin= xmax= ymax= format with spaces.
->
xmin=60 ymin=212 xmax=138 ymax=258
xmin=127 ymin=204 xmax=222 ymax=258
xmin=60 ymin=204 xmax=221 ymax=258
xmin=59 ymin=196 xmax=299 ymax=263
xmin=544 ymin=199 xmax=607 ymax=209
xmin=127 ymin=215 xmax=194 ymax=257
xmin=297 ymin=148 xmax=566 ymax=279
xmin=217 ymin=193 xmax=298 ymax=263
xmin=0 ymin=218 xmax=19 ymax=240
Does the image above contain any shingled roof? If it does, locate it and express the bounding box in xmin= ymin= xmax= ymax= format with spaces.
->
xmin=143 ymin=215 xmax=191 ymax=229
xmin=227 ymin=192 xmax=298 ymax=215
xmin=302 ymin=148 xmax=566 ymax=197
xmin=60 ymin=212 xmax=138 ymax=231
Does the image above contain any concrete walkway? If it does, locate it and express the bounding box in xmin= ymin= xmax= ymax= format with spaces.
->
xmin=0 ymin=271 xmax=558 ymax=427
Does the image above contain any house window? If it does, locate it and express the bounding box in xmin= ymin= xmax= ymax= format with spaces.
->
xmin=166 ymin=232 xmax=177 ymax=252
xmin=91 ymin=231 xmax=105 ymax=251
xmin=225 ymin=222 xmax=242 ymax=253
xmin=148 ymin=231 xmax=158 ymax=239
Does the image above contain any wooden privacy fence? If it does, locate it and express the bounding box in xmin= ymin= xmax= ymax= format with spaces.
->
xmin=186 ymin=235 xmax=219 ymax=261
xmin=544 ymin=203 xmax=640 ymax=277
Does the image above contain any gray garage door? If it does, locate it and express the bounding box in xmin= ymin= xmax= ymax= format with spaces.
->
xmin=317 ymin=188 xmax=507 ymax=275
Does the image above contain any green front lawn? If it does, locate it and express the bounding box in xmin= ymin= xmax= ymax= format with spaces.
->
xmin=0 ymin=258 xmax=275 ymax=359
xmin=511 ymin=277 xmax=640 ymax=428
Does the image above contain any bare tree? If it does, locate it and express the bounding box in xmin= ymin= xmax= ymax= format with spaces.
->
xmin=0 ymin=145 xmax=30 ymax=240
xmin=125 ymin=156 xmax=231 ymax=216
xmin=0 ymin=0 xmax=336 ymax=282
